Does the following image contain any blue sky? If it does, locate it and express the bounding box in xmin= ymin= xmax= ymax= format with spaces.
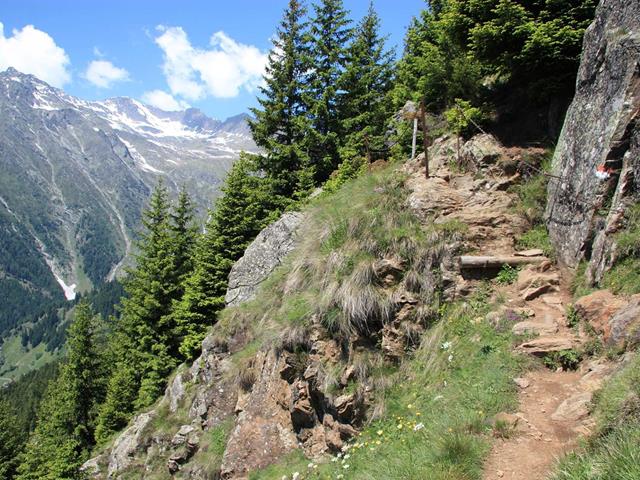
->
xmin=0 ymin=0 xmax=425 ymax=119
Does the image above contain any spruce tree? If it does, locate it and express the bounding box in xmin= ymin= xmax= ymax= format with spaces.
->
xmin=96 ymin=181 xmax=181 ymax=439
xmin=16 ymin=301 xmax=101 ymax=480
xmin=249 ymin=0 xmax=311 ymax=197
xmin=0 ymin=399 xmax=21 ymax=479
xmin=306 ymin=0 xmax=352 ymax=181
xmin=169 ymin=185 xmax=197 ymax=288
xmin=339 ymin=2 xmax=394 ymax=160
xmin=171 ymin=154 xmax=284 ymax=360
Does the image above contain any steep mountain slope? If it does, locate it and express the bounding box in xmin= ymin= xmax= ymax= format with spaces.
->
xmin=0 ymin=67 xmax=257 ymax=339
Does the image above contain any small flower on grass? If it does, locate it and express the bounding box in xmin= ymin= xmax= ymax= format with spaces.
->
xmin=413 ymin=422 xmax=425 ymax=431
xmin=441 ymin=341 xmax=452 ymax=350
xmin=377 ymin=429 xmax=384 ymax=436
xmin=292 ymin=473 xmax=300 ymax=480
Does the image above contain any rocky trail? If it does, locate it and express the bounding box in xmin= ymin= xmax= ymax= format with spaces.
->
xmin=404 ymin=140 xmax=616 ymax=480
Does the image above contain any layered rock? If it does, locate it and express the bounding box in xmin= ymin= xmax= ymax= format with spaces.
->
xmin=546 ymin=0 xmax=640 ymax=278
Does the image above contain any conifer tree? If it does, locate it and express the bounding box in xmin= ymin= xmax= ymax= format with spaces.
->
xmin=249 ymin=0 xmax=311 ymax=197
xmin=339 ymin=2 xmax=394 ymax=160
xmin=306 ymin=0 xmax=352 ymax=181
xmin=171 ymin=154 xmax=284 ymax=360
xmin=16 ymin=301 xmax=101 ymax=480
xmin=0 ymin=399 xmax=21 ymax=479
xmin=169 ymin=185 xmax=197 ymax=289
xmin=96 ymin=181 xmax=181 ymax=439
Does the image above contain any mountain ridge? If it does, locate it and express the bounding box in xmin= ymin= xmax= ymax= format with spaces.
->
xmin=0 ymin=66 xmax=256 ymax=341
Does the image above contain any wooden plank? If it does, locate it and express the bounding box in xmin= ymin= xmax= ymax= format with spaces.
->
xmin=459 ymin=255 xmax=548 ymax=269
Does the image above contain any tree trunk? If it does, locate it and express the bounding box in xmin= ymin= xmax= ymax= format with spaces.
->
xmin=459 ymin=255 xmax=548 ymax=269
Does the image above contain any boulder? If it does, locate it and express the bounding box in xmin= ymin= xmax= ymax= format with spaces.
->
xmin=574 ymin=290 xmax=628 ymax=341
xmin=546 ymin=0 xmax=640 ymax=271
xmin=107 ymin=412 xmax=154 ymax=477
xmin=551 ymin=392 xmax=592 ymax=422
xmin=512 ymin=315 xmax=559 ymax=336
xmin=516 ymin=265 xmax=561 ymax=301
xmin=609 ymin=295 xmax=640 ymax=349
xmin=460 ymin=133 xmax=506 ymax=168
xmin=518 ymin=336 xmax=575 ymax=356
xmin=225 ymin=212 xmax=304 ymax=306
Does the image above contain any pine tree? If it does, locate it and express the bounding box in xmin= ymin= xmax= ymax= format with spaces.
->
xmin=0 ymin=399 xmax=22 ymax=479
xmin=339 ymin=2 xmax=395 ymax=160
xmin=96 ymin=181 xmax=183 ymax=439
xmin=169 ymin=185 xmax=197 ymax=289
xmin=306 ymin=0 xmax=353 ymax=181
xmin=249 ymin=0 xmax=311 ymax=197
xmin=16 ymin=301 xmax=101 ymax=480
xmin=171 ymin=154 xmax=285 ymax=360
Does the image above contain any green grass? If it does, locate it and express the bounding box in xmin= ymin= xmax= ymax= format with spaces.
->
xmin=509 ymin=161 xmax=550 ymax=226
xmin=250 ymin=290 xmax=523 ymax=480
xmin=215 ymin=166 xmax=457 ymax=356
xmin=515 ymin=225 xmax=554 ymax=258
xmin=602 ymin=258 xmax=640 ymax=295
xmin=0 ymin=334 xmax=57 ymax=385
xmin=551 ymin=355 xmax=640 ymax=480
xmin=600 ymin=202 xmax=640 ymax=295
xmin=496 ymin=264 xmax=519 ymax=285
xmin=188 ymin=418 xmax=235 ymax=477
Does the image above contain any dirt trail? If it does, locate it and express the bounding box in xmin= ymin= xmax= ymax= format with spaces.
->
xmin=404 ymin=154 xmax=613 ymax=480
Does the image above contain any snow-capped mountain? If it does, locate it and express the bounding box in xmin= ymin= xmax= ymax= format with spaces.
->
xmin=0 ymin=67 xmax=257 ymax=335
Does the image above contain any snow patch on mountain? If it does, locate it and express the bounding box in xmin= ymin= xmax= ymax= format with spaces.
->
xmin=54 ymin=274 xmax=77 ymax=301
xmin=119 ymin=137 xmax=165 ymax=174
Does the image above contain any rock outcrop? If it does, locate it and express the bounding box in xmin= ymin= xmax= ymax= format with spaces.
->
xmin=225 ymin=212 xmax=305 ymax=306
xmin=546 ymin=0 xmax=640 ymax=278
xmin=575 ymin=290 xmax=640 ymax=349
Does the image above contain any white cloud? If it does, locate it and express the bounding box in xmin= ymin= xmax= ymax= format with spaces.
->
xmin=141 ymin=89 xmax=189 ymax=111
xmin=154 ymin=26 xmax=267 ymax=101
xmin=84 ymin=60 xmax=129 ymax=88
xmin=0 ymin=22 xmax=71 ymax=87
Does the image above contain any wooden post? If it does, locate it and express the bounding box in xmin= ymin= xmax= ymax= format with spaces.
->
xmin=364 ymin=134 xmax=371 ymax=164
xmin=411 ymin=117 xmax=418 ymax=160
xmin=420 ymin=99 xmax=429 ymax=178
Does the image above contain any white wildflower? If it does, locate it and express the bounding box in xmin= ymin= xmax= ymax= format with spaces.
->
xmin=414 ymin=422 xmax=425 ymax=431
xmin=292 ymin=472 xmax=300 ymax=480
xmin=441 ymin=341 xmax=452 ymax=350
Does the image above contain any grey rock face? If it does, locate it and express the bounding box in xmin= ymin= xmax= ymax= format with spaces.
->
xmin=107 ymin=411 xmax=155 ymax=477
xmin=546 ymin=0 xmax=640 ymax=269
xmin=225 ymin=212 xmax=305 ymax=306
